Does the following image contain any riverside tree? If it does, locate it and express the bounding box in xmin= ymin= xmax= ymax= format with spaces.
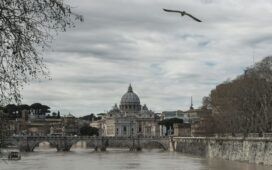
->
xmin=79 ymin=125 xmax=99 ymax=136
xmin=0 ymin=0 xmax=83 ymax=105
xmin=206 ymin=56 xmax=272 ymax=135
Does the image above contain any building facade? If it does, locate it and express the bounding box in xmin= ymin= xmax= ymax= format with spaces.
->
xmin=91 ymin=85 xmax=160 ymax=137
xmin=160 ymin=110 xmax=189 ymax=136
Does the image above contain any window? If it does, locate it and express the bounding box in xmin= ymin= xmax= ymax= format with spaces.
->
xmin=123 ymin=126 xmax=127 ymax=135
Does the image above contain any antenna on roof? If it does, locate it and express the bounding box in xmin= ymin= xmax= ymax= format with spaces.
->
xmin=252 ymin=48 xmax=255 ymax=65
xmin=190 ymin=96 xmax=194 ymax=110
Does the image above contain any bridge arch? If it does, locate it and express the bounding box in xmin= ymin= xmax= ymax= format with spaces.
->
xmin=30 ymin=140 xmax=57 ymax=151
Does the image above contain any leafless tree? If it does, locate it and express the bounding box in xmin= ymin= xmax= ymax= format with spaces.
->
xmin=205 ymin=56 xmax=272 ymax=135
xmin=0 ymin=0 xmax=83 ymax=105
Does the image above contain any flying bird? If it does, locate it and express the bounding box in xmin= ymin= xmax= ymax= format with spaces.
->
xmin=163 ymin=9 xmax=202 ymax=22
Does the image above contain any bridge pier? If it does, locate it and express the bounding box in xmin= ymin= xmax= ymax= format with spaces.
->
xmin=94 ymin=146 xmax=107 ymax=151
xmin=56 ymin=144 xmax=73 ymax=152
xmin=128 ymin=137 xmax=142 ymax=151
xmin=54 ymin=140 xmax=74 ymax=152
xmin=93 ymin=137 xmax=108 ymax=152
xmin=18 ymin=143 xmax=32 ymax=152
xmin=14 ymin=137 xmax=35 ymax=152
xmin=129 ymin=146 xmax=142 ymax=151
xmin=100 ymin=146 xmax=107 ymax=151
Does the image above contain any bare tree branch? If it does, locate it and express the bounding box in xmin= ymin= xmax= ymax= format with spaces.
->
xmin=0 ymin=0 xmax=83 ymax=105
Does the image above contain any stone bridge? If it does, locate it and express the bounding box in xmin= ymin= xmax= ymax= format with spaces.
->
xmin=5 ymin=136 xmax=171 ymax=152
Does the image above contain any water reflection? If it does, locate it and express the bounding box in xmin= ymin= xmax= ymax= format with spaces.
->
xmin=1 ymin=146 xmax=271 ymax=170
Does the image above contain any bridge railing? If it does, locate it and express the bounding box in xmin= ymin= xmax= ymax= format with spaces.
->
xmin=8 ymin=135 xmax=170 ymax=140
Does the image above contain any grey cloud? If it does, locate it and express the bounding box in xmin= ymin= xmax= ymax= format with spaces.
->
xmin=21 ymin=0 xmax=272 ymax=115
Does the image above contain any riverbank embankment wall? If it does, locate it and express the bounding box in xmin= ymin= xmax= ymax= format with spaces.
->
xmin=173 ymin=136 xmax=272 ymax=165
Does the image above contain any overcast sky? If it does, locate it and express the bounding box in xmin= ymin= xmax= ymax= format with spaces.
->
xmin=21 ymin=0 xmax=272 ymax=116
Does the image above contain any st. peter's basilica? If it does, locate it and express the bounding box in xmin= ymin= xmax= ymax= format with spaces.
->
xmin=91 ymin=84 xmax=160 ymax=137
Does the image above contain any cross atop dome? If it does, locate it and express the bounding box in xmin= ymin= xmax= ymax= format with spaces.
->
xmin=128 ymin=84 xmax=133 ymax=93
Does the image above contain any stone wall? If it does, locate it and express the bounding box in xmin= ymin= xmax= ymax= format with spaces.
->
xmin=174 ymin=137 xmax=272 ymax=165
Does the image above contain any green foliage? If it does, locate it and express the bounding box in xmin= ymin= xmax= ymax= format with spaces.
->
xmin=158 ymin=118 xmax=184 ymax=128
xmin=79 ymin=125 xmax=99 ymax=136
xmin=80 ymin=113 xmax=101 ymax=121
xmin=2 ymin=103 xmax=51 ymax=119
xmin=46 ymin=111 xmax=61 ymax=118
xmin=30 ymin=103 xmax=50 ymax=115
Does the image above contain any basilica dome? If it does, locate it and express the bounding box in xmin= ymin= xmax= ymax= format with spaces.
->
xmin=120 ymin=84 xmax=141 ymax=112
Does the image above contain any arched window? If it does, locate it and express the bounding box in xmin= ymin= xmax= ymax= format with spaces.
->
xmin=139 ymin=127 xmax=142 ymax=132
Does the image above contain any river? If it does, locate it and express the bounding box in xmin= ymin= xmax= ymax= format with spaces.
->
xmin=1 ymin=146 xmax=271 ymax=170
